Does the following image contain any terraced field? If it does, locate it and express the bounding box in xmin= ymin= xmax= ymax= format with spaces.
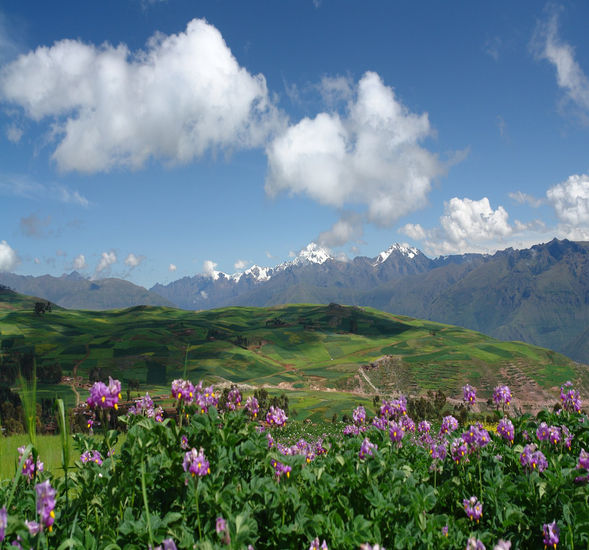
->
xmin=1 ymin=288 xmax=588 ymax=419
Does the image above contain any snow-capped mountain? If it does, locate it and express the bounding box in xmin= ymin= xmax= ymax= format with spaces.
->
xmin=373 ymin=243 xmax=420 ymax=266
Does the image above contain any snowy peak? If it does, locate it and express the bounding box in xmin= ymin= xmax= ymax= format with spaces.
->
xmin=244 ymin=264 xmax=272 ymax=282
xmin=290 ymin=242 xmax=333 ymax=266
xmin=374 ymin=243 xmax=421 ymax=266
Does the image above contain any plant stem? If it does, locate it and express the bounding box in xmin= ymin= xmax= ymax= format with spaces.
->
xmin=195 ymin=477 xmax=202 ymax=540
xmin=140 ymin=458 xmax=154 ymax=548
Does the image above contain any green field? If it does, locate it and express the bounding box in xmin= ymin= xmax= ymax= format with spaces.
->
xmin=1 ymin=289 xmax=588 ymax=418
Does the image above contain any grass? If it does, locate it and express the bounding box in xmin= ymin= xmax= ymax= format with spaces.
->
xmin=2 ymin=294 xmax=588 ymax=414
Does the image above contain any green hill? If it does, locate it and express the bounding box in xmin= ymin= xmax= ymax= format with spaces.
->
xmin=1 ymin=287 xmax=587 ymax=419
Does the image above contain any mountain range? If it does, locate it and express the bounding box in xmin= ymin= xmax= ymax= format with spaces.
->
xmin=2 ymin=238 xmax=589 ymax=363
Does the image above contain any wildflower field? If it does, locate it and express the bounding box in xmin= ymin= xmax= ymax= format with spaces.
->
xmin=0 ymin=379 xmax=588 ymax=550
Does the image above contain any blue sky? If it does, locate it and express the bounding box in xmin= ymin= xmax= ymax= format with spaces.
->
xmin=1 ymin=1 xmax=589 ymax=288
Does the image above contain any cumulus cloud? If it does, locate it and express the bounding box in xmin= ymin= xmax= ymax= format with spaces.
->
xmin=0 ymin=240 xmax=18 ymax=271
xmin=203 ymin=259 xmax=219 ymax=279
xmin=0 ymin=19 xmax=283 ymax=173
xmin=533 ymin=10 xmax=589 ymax=115
xmin=73 ymin=254 xmax=86 ymax=270
xmin=20 ymin=212 xmax=51 ymax=237
xmin=124 ymin=253 xmax=144 ymax=268
xmin=234 ymin=259 xmax=248 ymax=270
xmin=546 ymin=174 xmax=589 ymax=238
xmin=266 ymin=71 xmax=448 ymax=245
xmin=400 ymin=197 xmax=524 ymax=255
xmin=169 ymin=263 xmax=177 ymax=272
xmin=96 ymin=251 xmax=117 ymax=274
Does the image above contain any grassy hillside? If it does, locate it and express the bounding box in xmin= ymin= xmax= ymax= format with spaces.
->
xmin=1 ymin=288 xmax=587 ymax=419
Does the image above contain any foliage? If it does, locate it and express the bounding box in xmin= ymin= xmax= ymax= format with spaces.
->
xmin=0 ymin=385 xmax=588 ymax=549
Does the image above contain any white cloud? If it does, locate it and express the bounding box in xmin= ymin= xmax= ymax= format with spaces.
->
xmin=0 ymin=19 xmax=283 ymax=173
xmin=96 ymin=251 xmax=117 ymax=273
xmin=200 ymin=290 xmax=208 ymax=299
xmin=509 ymin=191 xmax=544 ymax=208
xmin=73 ymin=254 xmax=86 ymax=270
xmin=318 ymin=75 xmax=353 ymax=107
xmin=6 ymin=123 xmax=23 ymax=143
xmin=124 ymin=253 xmax=144 ymax=268
xmin=317 ymin=212 xmax=363 ymax=248
xmin=401 ymin=197 xmax=524 ymax=255
xmin=0 ymin=240 xmax=18 ymax=271
xmin=0 ymin=174 xmax=88 ymax=206
xmin=203 ymin=259 xmax=219 ymax=279
xmin=265 ymin=251 xmax=273 ymax=259
xmin=546 ymin=173 xmax=589 ymax=227
xmin=266 ymin=71 xmax=448 ymax=243
xmin=34 ymin=257 xmax=40 ymax=264
xmin=234 ymin=259 xmax=248 ymax=270
xmin=534 ymin=11 xmax=589 ymax=115
xmin=169 ymin=263 xmax=177 ymax=272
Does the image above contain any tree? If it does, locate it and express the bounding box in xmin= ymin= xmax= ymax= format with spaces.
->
xmin=34 ymin=302 xmax=52 ymax=315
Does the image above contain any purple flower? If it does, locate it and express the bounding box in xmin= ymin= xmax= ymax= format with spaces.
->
xmin=360 ymin=545 xmax=386 ymax=550
xmin=35 ymin=480 xmax=56 ymax=532
xmin=548 ymin=425 xmax=561 ymax=446
xmin=245 ymin=396 xmax=260 ymax=418
xmin=389 ymin=421 xmax=404 ymax=444
xmin=171 ymin=379 xmax=196 ymax=405
xmin=151 ymin=539 xmax=178 ymax=550
xmin=359 ymin=437 xmax=377 ymax=459
xmin=577 ymin=448 xmax=589 ymax=470
xmin=180 ymin=435 xmax=189 ymax=450
xmin=25 ymin=520 xmax=41 ymax=536
xmin=18 ymin=446 xmax=43 ymax=480
xmin=309 ymin=538 xmax=328 ymax=550
xmin=463 ymin=496 xmax=483 ymax=522
xmin=493 ymin=385 xmax=512 ymax=406
xmin=430 ymin=441 xmax=447 ymax=462
xmin=439 ymin=415 xmax=459 ymax=436
xmin=379 ymin=396 xmax=407 ymax=419
xmin=400 ymin=415 xmax=415 ymax=433
xmin=520 ymin=444 xmax=548 ymax=473
xmin=87 ymin=377 xmax=121 ymax=409
xmin=372 ymin=416 xmax=388 ymax=430
xmin=451 ymin=438 xmax=469 ymax=464
xmin=270 ymin=459 xmax=291 ymax=481
xmin=466 ymin=538 xmax=485 ymax=550
xmin=536 ymin=422 xmax=550 ymax=441
xmin=183 ymin=448 xmax=210 ymax=478
xmin=343 ymin=424 xmax=360 ymax=436
xmin=80 ymin=450 xmax=103 ymax=465
xmin=561 ymin=425 xmax=573 ymax=450
xmin=0 ymin=507 xmax=6 ymax=542
xmin=543 ymin=521 xmax=559 ymax=548
xmin=497 ymin=418 xmax=514 ymax=443
xmin=195 ymin=383 xmax=219 ymax=413
xmin=226 ymin=388 xmax=242 ymax=411
xmin=560 ymin=381 xmax=582 ymax=413
xmin=441 ymin=525 xmax=448 ymax=537
xmin=266 ymin=406 xmax=288 ymax=427
xmin=216 ymin=517 xmax=227 ymax=534
xmin=417 ymin=420 xmax=431 ymax=433
xmin=353 ymin=406 xmax=366 ymax=425
xmin=463 ymin=384 xmax=476 ymax=406
xmin=461 ymin=423 xmax=489 ymax=448
xmin=493 ymin=541 xmax=511 ymax=550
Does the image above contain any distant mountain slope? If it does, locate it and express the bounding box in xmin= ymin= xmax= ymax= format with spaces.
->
xmin=0 ymin=272 xmax=174 ymax=310
xmin=1 ymin=297 xmax=586 ymax=416
xmin=4 ymin=239 xmax=589 ymax=363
